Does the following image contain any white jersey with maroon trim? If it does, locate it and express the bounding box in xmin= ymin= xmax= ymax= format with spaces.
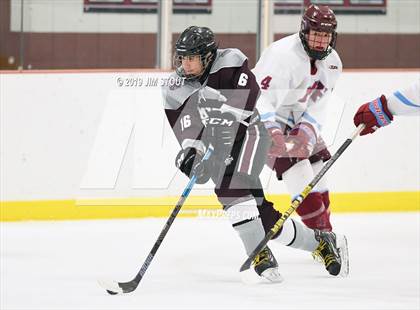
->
xmin=386 ymin=81 xmax=420 ymax=116
xmin=252 ymin=33 xmax=342 ymax=137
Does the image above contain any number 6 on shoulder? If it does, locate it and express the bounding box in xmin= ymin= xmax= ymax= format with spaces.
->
xmin=238 ymin=73 xmax=248 ymax=87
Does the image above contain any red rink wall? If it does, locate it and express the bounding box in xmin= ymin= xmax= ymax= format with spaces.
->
xmin=0 ymin=0 xmax=419 ymax=70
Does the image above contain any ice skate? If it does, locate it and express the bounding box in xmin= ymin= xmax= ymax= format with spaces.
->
xmin=312 ymin=230 xmax=349 ymax=277
xmin=253 ymin=246 xmax=283 ymax=283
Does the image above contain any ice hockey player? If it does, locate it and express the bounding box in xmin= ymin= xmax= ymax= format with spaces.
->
xmin=162 ymin=25 xmax=348 ymax=281
xmin=354 ymin=81 xmax=419 ymax=135
xmin=252 ymin=4 xmax=342 ymax=232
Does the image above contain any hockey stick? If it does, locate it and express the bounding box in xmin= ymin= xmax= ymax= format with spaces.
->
xmin=99 ymin=148 xmax=213 ymax=295
xmin=239 ymin=124 xmax=365 ymax=272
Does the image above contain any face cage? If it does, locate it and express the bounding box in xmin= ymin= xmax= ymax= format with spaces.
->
xmin=173 ymin=52 xmax=213 ymax=81
xmin=299 ymin=29 xmax=337 ymax=60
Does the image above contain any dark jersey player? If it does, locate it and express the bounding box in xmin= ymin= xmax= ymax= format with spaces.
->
xmin=162 ymin=26 xmax=349 ymax=280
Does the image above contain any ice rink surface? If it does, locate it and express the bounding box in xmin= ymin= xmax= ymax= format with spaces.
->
xmin=1 ymin=213 xmax=419 ymax=310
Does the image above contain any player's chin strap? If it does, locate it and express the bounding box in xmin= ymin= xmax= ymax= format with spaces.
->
xmin=99 ymin=147 xmax=213 ymax=295
xmin=239 ymin=124 xmax=365 ymax=273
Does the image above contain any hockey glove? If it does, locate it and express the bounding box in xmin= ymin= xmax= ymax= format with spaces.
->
xmin=265 ymin=122 xmax=287 ymax=158
xmin=285 ymin=123 xmax=316 ymax=159
xmin=175 ymin=147 xmax=212 ymax=184
xmin=354 ymin=95 xmax=393 ymax=136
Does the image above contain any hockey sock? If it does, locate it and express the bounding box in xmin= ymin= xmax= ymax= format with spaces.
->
xmin=296 ymin=192 xmax=332 ymax=231
xmin=225 ymin=198 xmax=266 ymax=255
xmin=273 ymin=218 xmax=318 ymax=252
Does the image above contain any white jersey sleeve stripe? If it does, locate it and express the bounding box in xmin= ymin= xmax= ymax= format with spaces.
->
xmin=393 ymin=91 xmax=420 ymax=108
xmin=387 ymin=81 xmax=420 ymax=116
xmin=302 ymin=111 xmax=322 ymax=131
xmin=260 ymin=112 xmax=276 ymax=121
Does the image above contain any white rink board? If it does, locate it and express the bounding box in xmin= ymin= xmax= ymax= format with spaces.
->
xmin=1 ymin=213 xmax=419 ymax=310
xmin=1 ymin=71 xmax=419 ymax=201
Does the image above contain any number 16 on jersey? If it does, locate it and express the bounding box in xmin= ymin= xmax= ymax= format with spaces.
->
xmin=180 ymin=115 xmax=191 ymax=131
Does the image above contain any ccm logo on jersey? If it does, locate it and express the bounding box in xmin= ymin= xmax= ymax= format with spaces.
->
xmin=329 ymin=65 xmax=338 ymax=70
xmin=199 ymin=107 xmax=235 ymax=127
xmin=204 ymin=118 xmax=234 ymax=126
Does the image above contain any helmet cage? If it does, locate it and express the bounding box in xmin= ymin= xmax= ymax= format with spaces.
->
xmin=173 ymin=49 xmax=215 ymax=81
xmin=299 ymin=6 xmax=337 ymax=60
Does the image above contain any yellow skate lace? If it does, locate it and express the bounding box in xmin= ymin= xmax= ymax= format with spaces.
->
xmin=312 ymin=250 xmax=323 ymax=263
xmin=312 ymin=240 xmax=336 ymax=268
xmin=253 ymin=248 xmax=270 ymax=267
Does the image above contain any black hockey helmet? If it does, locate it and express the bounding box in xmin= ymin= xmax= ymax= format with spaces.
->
xmin=299 ymin=4 xmax=337 ymax=60
xmin=173 ymin=26 xmax=218 ymax=81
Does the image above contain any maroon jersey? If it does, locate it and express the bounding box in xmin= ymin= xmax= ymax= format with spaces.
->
xmin=162 ymin=48 xmax=261 ymax=154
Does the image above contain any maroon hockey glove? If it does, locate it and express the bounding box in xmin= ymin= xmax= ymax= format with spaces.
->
xmin=267 ymin=127 xmax=287 ymax=158
xmin=175 ymin=147 xmax=212 ymax=184
xmin=354 ymin=95 xmax=393 ymax=136
xmin=285 ymin=123 xmax=316 ymax=159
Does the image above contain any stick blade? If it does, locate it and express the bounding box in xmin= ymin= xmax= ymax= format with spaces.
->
xmin=98 ymin=279 xmax=124 ymax=295
xmin=239 ymin=258 xmax=253 ymax=272
xmin=98 ymin=279 xmax=139 ymax=294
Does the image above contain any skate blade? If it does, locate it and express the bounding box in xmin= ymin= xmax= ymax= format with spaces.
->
xmin=240 ymin=268 xmax=262 ymax=284
xmin=336 ymin=234 xmax=349 ymax=277
xmin=261 ymin=267 xmax=284 ymax=283
xmin=240 ymin=267 xmax=284 ymax=284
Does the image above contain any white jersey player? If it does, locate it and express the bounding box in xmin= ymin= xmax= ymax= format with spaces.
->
xmin=252 ymin=4 xmax=341 ymax=231
xmin=354 ymin=81 xmax=420 ymax=135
